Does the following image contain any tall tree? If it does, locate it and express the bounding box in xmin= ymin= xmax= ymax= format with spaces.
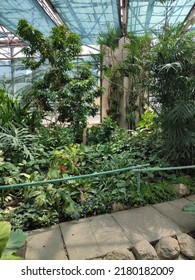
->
xmin=17 ymin=19 xmax=102 ymax=142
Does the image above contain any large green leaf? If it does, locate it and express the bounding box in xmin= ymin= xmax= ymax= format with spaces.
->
xmin=0 ymin=254 xmax=23 ymax=260
xmin=3 ymin=229 xmax=27 ymax=256
xmin=0 ymin=222 xmax=11 ymax=257
xmin=182 ymin=201 xmax=195 ymax=214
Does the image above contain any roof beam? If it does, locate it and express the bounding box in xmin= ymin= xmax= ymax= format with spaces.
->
xmin=119 ymin=0 xmax=129 ymax=35
xmin=37 ymin=0 xmax=64 ymax=26
xmin=183 ymin=3 xmax=195 ymax=31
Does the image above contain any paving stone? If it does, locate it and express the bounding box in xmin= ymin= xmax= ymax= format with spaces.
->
xmin=25 ymin=225 xmax=67 ymax=260
xmin=60 ymin=218 xmax=101 ymax=260
xmin=24 ymin=196 xmax=194 ymax=260
xmin=112 ymin=206 xmax=181 ymax=244
xmin=88 ymin=214 xmax=132 ymax=254
xmin=153 ymin=199 xmax=195 ymax=232
xmin=60 ymin=214 xmax=131 ymax=260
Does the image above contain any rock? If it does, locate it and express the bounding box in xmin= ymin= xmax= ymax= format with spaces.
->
xmin=111 ymin=202 xmax=128 ymax=212
xmin=90 ymin=257 xmax=103 ymax=260
xmin=177 ymin=254 xmax=189 ymax=260
xmin=104 ymin=248 xmax=135 ymax=260
xmin=177 ymin=233 xmax=195 ymax=259
xmin=155 ymin=237 xmax=180 ymax=259
xmin=132 ymin=239 xmax=159 ymax=260
xmin=174 ymin=184 xmax=190 ymax=196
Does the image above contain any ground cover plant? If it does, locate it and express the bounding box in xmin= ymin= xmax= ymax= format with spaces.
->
xmin=0 ymin=108 xmax=195 ymax=231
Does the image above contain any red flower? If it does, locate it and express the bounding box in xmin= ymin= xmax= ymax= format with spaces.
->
xmin=60 ymin=164 xmax=66 ymax=174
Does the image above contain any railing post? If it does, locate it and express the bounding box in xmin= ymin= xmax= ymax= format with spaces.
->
xmin=136 ymin=171 xmax=141 ymax=194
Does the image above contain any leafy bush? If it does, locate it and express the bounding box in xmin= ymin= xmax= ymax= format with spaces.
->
xmin=0 ymin=125 xmax=36 ymax=161
xmin=38 ymin=125 xmax=74 ymax=150
xmin=0 ymin=221 xmax=27 ymax=259
xmin=87 ymin=117 xmax=122 ymax=145
xmin=0 ymin=110 xmax=194 ymax=231
xmin=0 ymin=87 xmax=42 ymax=132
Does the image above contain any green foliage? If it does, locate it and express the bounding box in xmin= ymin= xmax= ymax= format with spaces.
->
xmin=0 ymin=221 xmax=10 ymax=256
xmin=0 ymin=125 xmax=36 ymax=161
xmin=0 ymin=221 xmax=27 ymax=259
xmin=17 ymin=19 xmax=81 ymax=71
xmin=100 ymin=31 xmax=152 ymax=128
xmin=57 ymin=63 xmax=102 ymax=142
xmin=17 ymin=19 xmax=102 ymax=142
xmin=97 ymin=24 xmax=122 ymax=51
xmin=0 ymin=88 xmax=41 ymax=132
xmin=182 ymin=201 xmax=195 ymax=214
xmin=148 ymin=24 xmax=195 ymax=165
xmin=87 ymin=117 xmax=120 ymax=144
xmin=38 ymin=125 xmax=74 ymax=150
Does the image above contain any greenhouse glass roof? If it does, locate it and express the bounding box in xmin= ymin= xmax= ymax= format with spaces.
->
xmin=49 ymin=0 xmax=120 ymax=45
xmin=0 ymin=0 xmax=56 ymax=38
xmin=128 ymin=0 xmax=195 ymax=35
xmin=0 ymin=0 xmax=194 ymax=46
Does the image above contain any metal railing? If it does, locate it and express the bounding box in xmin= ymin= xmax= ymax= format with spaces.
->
xmin=133 ymin=165 xmax=195 ymax=193
xmin=0 ymin=164 xmax=149 ymax=190
xmin=1 ymin=163 xmax=195 ymax=194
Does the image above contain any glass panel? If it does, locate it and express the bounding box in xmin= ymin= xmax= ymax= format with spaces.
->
xmin=127 ymin=0 xmax=194 ymax=35
xmin=49 ymin=0 xmax=120 ymax=44
xmin=0 ymin=0 xmax=56 ymax=38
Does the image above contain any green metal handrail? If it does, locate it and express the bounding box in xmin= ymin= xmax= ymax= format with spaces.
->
xmin=134 ymin=165 xmax=195 ymax=193
xmin=0 ymin=163 xmax=150 ymax=190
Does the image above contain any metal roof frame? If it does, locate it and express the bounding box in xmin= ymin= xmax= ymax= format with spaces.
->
xmin=0 ymin=0 xmax=194 ymax=59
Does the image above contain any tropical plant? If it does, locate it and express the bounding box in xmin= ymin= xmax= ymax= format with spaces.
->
xmin=57 ymin=62 xmax=102 ymax=143
xmin=0 ymin=125 xmax=36 ymax=161
xmin=0 ymin=221 xmax=27 ymax=259
xmin=0 ymin=87 xmax=41 ymax=132
xmin=38 ymin=125 xmax=74 ymax=150
xmin=122 ymin=33 xmax=152 ymax=127
xmin=182 ymin=201 xmax=195 ymax=214
xmin=97 ymin=28 xmax=152 ymax=128
xmin=87 ymin=116 xmax=120 ymax=144
xmin=97 ymin=24 xmax=122 ymax=51
xmin=148 ymin=23 xmax=195 ymax=165
xmin=17 ymin=19 xmax=102 ymax=143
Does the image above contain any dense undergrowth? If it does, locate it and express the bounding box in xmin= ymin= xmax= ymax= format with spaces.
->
xmin=0 ymin=102 xmax=194 ymax=230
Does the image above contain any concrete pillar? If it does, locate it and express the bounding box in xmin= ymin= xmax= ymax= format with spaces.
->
xmin=101 ymin=37 xmax=130 ymax=128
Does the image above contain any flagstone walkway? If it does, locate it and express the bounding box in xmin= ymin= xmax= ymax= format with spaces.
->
xmin=24 ymin=195 xmax=195 ymax=260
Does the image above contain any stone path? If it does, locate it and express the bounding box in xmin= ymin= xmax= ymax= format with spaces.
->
xmin=24 ymin=195 xmax=195 ymax=260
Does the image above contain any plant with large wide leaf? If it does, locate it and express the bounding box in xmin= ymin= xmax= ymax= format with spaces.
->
xmin=0 ymin=221 xmax=27 ymax=259
xmin=182 ymin=201 xmax=195 ymax=214
xmin=0 ymin=124 xmax=36 ymax=161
